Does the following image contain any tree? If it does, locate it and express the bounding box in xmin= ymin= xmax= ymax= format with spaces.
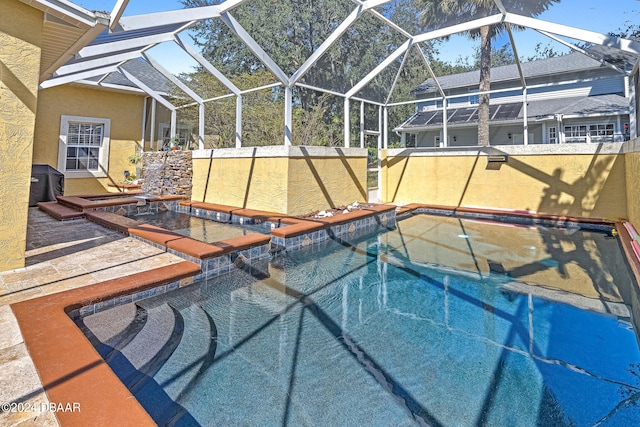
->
xmin=180 ymin=0 xmax=434 ymax=146
xmin=416 ymin=0 xmax=559 ymax=146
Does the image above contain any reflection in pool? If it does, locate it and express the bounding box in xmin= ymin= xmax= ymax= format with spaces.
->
xmin=78 ymin=214 xmax=640 ymax=426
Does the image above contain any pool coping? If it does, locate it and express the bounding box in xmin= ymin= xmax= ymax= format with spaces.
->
xmin=10 ymin=261 xmax=201 ymax=427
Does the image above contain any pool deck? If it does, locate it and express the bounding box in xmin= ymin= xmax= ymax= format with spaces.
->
xmin=0 ymin=208 xmax=186 ymax=427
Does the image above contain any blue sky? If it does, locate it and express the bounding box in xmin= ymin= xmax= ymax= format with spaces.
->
xmin=75 ymin=0 xmax=640 ymax=73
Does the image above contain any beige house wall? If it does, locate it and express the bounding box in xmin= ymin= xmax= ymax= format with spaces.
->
xmin=192 ymin=147 xmax=367 ymax=215
xmin=33 ymin=84 xmax=145 ymax=195
xmin=625 ymin=139 xmax=640 ymax=230
xmin=382 ymin=145 xmax=628 ymax=220
xmin=0 ymin=0 xmax=43 ymax=271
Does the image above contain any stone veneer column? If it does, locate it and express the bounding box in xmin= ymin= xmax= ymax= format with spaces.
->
xmin=0 ymin=0 xmax=43 ymax=271
xmin=141 ymin=151 xmax=193 ymax=198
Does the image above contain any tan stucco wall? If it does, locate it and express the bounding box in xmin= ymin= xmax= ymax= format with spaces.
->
xmin=287 ymin=156 xmax=366 ymax=215
xmin=192 ymin=147 xmax=367 ymax=215
xmin=625 ymin=140 xmax=640 ymax=229
xmin=382 ymin=145 xmax=628 ymax=220
xmin=0 ymin=0 xmax=42 ymax=270
xmin=33 ymin=84 xmax=144 ymax=195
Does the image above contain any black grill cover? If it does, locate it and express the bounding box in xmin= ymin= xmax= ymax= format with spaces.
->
xmin=29 ymin=164 xmax=64 ymax=206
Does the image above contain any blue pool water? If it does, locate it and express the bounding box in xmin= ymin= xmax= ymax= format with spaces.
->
xmin=78 ymin=214 xmax=640 ymax=426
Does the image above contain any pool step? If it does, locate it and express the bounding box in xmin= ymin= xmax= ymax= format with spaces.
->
xmin=154 ymin=303 xmax=218 ymax=426
xmin=37 ymin=201 xmax=84 ymax=220
xmin=152 ymin=303 xmax=216 ymax=401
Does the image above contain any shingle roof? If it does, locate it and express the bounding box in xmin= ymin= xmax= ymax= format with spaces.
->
xmin=413 ymin=51 xmax=623 ymax=95
xmin=83 ymin=59 xmax=174 ymax=93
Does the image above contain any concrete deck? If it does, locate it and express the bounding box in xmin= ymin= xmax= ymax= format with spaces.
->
xmin=0 ymin=208 xmax=184 ymax=427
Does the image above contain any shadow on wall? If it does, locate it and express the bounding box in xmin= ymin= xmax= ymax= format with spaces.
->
xmin=386 ymin=145 xmax=626 ymax=219
xmin=0 ymin=60 xmax=37 ymax=114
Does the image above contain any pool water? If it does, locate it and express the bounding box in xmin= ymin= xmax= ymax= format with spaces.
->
xmin=126 ymin=210 xmax=274 ymax=243
xmin=78 ymin=214 xmax=640 ymax=426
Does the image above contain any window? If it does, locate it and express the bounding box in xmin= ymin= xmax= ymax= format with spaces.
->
xmin=588 ymin=124 xmax=614 ymax=142
xmin=468 ymin=89 xmax=479 ymax=106
xmin=58 ymin=116 xmax=110 ymax=178
xmin=548 ymin=126 xmax=557 ymax=144
xmin=564 ymin=123 xmax=614 ymax=143
xmin=564 ymin=125 xmax=588 ymax=143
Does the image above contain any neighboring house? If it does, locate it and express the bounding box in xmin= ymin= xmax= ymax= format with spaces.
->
xmin=395 ymin=48 xmax=637 ymax=147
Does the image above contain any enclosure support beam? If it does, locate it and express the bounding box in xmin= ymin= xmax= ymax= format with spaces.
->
xmin=377 ymin=106 xmax=382 ymax=203
xmin=442 ymin=102 xmax=448 ymax=147
xmin=344 ymin=98 xmax=351 ymax=148
xmin=523 ymin=87 xmax=529 ymax=145
xmin=150 ymin=99 xmax=156 ymax=150
xmin=141 ymin=96 xmax=147 ymax=152
xmin=236 ymin=96 xmax=243 ymax=148
xmin=383 ymin=106 xmax=388 ymax=149
xmin=285 ymin=87 xmax=293 ymax=146
xmin=360 ymin=101 xmax=365 ymax=149
xmin=199 ymin=103 xmax=205 ymax=150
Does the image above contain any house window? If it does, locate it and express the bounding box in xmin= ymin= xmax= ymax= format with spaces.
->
xmin=564 ymin=123 xmax=614 ymax=143
xmin=58 ymin=116 xmax=110 ymax=178
xmin=564 ymin=125 xmax=588 ymax=143
xmin=588 ymin=123 xmax=614 ymax=142
xmin=468 ymin=89 xmax=479 ymax=106
xmin=548 ymin=126 xmax=557 ymax=144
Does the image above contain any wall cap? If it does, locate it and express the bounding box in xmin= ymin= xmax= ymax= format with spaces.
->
xmin=192 ymin=145 xmax=367 ymax=159
xmin=385 ymin=143 xmax=625 ymax=157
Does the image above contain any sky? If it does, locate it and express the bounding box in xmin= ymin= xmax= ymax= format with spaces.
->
xmin=74 ymin=0 xmax=640 ymax=74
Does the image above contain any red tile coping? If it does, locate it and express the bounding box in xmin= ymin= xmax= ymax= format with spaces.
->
xmin=69 ymin=192 xmax=138 ymax=199
xmin=186 ymin=201 xmax=236 ymax=214
xmin=215 ymin=233 xmax=272 ymax=252
xmin=107 ymin=183 xmax=142 ymax=190
xmin=616 ymin=222 xmax=640 ymax=286
xmin=307 ymin=208 xmax=373 ymax=226
xmin=10 ymin=261 xmax=201 ymax=427
xmin=84 ymin=211 xmax=144 ymax=234
xmin=404 ymin=203 xmax=617 ymax=226
xmin=57 ymin=196 xmax=139 ymax=210
xmin=86 ymin=211 xmax=269 ymax=260
xmin=143 ymin=194 xmax=185 ymax=203
xmin=166 ymin=237 xmax=226 ymax=259
xmin=270 ymin=220 xmax=324 ymax=239
xmin=129 ymin=224 xmax=184 ymax=246
xmin=37 ymin=202 xmax=85 ymax=221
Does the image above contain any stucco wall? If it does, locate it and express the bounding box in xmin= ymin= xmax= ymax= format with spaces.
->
xmin=192 ymin=146 xmax=367 ymax=215
xmin=625 ymin=139 xmax=640 ymax=229
xmin=382 ymin=144 xmax=628 ymax=220
xmin=32 ymin=85 xmax=144 ymax=195
xmin=0 ymin=0 xmax=42 ymax=270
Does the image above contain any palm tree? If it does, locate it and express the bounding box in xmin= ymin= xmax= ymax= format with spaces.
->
xmin=417 ymin=0 xmax=559 ymax=146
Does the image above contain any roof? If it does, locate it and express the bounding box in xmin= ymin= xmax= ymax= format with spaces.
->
xmin=396 ymin=94 xmax=628 ymax=131
xmin=21 ymin=0 xmax=109 ymax=83
xmin=414 ymin=52 xmax=605 ymax=95
xmin=82 ymin=59 xmax=174 ymax=93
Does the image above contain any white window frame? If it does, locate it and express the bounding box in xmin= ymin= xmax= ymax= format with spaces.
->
xmin=548 ymin=126 xmax=558 ymax=144
xmin=58 ymin=115 xmax=110 ymax=178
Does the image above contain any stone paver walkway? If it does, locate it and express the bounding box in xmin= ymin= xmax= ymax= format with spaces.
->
xmin=0 ymin=208 xmax=184 ymax=427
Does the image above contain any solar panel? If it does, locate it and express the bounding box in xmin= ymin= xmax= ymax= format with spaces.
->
xmin=491 ymin=103 xmax=522 ymax=121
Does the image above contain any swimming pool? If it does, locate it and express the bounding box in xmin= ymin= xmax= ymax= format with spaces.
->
xmin=126 ymin=210 xmax=274 ymax=243
xmin=77 ymin=214 xmax=640 ymax=426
